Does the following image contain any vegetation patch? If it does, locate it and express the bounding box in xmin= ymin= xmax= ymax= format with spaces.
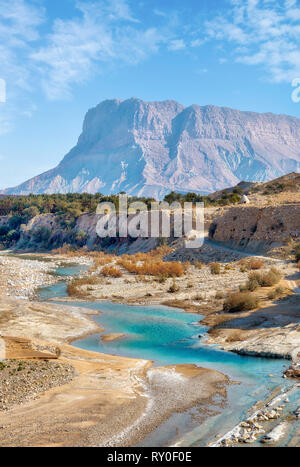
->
xmin=240 ymin=268 xmax=282 ymax=292
xmin=210 ymin=262 xmax=221 ymax=275
xmin=223 ymin=292 xmax=260 ymax=313
xmin=101 ymin=266 xmax=123 ymax=278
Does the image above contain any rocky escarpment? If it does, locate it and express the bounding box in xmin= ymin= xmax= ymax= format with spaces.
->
xmin=12 ymin=212 xmax=158 ymax=254
xmin=209 ymin=204 xmax=300 ymax=252
xmin=2 ymin=199 xmax=299 ymax=254
xmin=2 ymin=98 xmax=300 ymax=198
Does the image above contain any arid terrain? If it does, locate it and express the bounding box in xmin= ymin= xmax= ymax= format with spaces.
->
xmin=0 ymin=173 xmax=299 ymax=447
xmin=0 ymin=253 xmax=229 ymax=447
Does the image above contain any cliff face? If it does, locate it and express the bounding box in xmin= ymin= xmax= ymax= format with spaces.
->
xmin=3 ymin=98 xmax=300 ymax=199
xmin=209 ymin=204 xmax=300 ymax=252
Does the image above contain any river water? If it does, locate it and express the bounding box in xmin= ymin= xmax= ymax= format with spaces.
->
xmin=38 ymin=263 xmax=293 ymax=447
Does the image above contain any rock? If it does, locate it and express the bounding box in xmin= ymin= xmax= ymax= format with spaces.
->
xmin=293 ymin=407 xmax=300 ymax=418
xmin=261 ymin=422 xmax=288 ymax=444
xmin=3 ymin=99 xmax=300 ymax=198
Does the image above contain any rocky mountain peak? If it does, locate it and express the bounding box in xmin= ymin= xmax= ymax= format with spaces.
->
xmin=2 ymin=98 xmax=300 ymax=199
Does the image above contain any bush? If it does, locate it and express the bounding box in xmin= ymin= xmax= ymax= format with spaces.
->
xmin=210 ymin=262 xmax=221 ymax=275
xmin=0 ymin=225 xmax=9 ymax=238
xmin=248 ymin=259 xmax=264 ymax=270
xmin=240 ymin=275 xmax=260 ymax=292
xmin=33 ymin=227 xmax=51 ymax=244
xmin=295 ymin=243 xmax=300 ymax=262
xmin=267 ymin=286 xmax=286 ymax=300
xmin=259 ymin=268 xmax=282 ymax=287
xmin=9 ymin=215 xmax=24 ymax=230
xmin=67 ymin=276 xmax=99 ymax=297
xmin=242 ymin=268 xmax=282 ymax=291
xmin=223 ymin=292 xmax=260 ymax=313
xmin=7 ymin=229 xmax=20 ymax=242
xmin=194 ymin=261 xmax=203 ymax=269
xmin=101 ymin=266 xmax=123 ymax=278
xmin=23 ymin=206 xmax=40 ymax=220
xmin=75 ymin=231 xmax=87 ymax=247
xmin=118 ymin=255 xmax=184 ymax=277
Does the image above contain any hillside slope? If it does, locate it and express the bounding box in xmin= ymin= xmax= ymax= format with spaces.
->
xmin=2 ymin=98 xmax=300 ymax=198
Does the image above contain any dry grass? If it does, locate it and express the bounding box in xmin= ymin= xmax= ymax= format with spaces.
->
xmin=116 ymin=246 xmax=183 ymax=278
xmin=101 ymin=266 xmax=123 ymax=278
xmin=118 ymin=259 xmax=184 ymax=277
xmin=67 ymin=276 xmax=100 ymax=297
xmin=52 ymin=245 xmax=116 ymax=272
xmin=267 ymin=286 xmax=288 ymax=300
xmin=248 ymin=259 xmax=264 ymax=270
xmin=238 ymin=258 xmax=264 ymax=270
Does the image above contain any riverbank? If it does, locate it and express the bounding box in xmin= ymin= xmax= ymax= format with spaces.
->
xmin=0 ymin=252 xmax=230 ymax=447
xmin=50 ymin=243 xmax=300 ymax=362
xmin=0 ymin=251 xmax=92 ymax=299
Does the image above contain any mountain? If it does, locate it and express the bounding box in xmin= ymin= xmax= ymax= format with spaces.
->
xmin=3 ymin=98 xmax=300 ymax=199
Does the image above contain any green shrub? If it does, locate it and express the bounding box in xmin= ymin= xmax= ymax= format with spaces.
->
xmin=23 ymin=206 xmax=40 ymax=220
xmin=33 ymin=227 xmax=51 ymax=244
xmin=0 ymin=225 xmax=9 ymax=238
xmin=7 ymin=229 xmax=20 ymax=242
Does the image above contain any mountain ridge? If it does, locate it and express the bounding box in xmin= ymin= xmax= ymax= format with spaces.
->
xmin=2 ymin=97 xmax=300 ymax=199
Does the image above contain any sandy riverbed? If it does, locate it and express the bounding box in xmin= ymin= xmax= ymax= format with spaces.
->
xmin=0 ymin=253 xmax=229 ymax=447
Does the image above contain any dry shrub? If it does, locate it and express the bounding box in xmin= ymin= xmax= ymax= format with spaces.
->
xmin=52 ymin=243 xmax=73 ymax=255
xmin=101 ymin=266 xmax=123 ymax=278
xmin=223 ymin=292 xmax=260 ymax=313
xmin=242 ymin=268 xmax=282 ymax=291
xmin=194 ymin=261 xmax=203 ymax=269
xmin=255 ymin=267 xmax=282 ymax=287
xmin=210 ymin=262 xmax=221 ymax=275
xmin=117 ymin=251 xmax=184 ymax=278
xmin=89 ymin=252 xmax=115 ymax=272
xmin=67 ymin=276 xmax=99 ymax=297
xmin=238 ymin=258 xmax=264 ymax=271
xmin=248 ymin=259 xmax=264 ymax=270
xmin=267 ymin=286 xmax=286 ymax=300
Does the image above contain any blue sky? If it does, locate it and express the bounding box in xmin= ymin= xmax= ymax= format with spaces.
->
xmin=1 ymin=0 xmax=300 ymax=188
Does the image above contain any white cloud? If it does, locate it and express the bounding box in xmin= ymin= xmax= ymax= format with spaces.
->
xmin=168 ymin=39 xmax=186 ymax=51
xmin=0 ymin=0 xmax=44 ymax=131
xmin=204 ymin=0 xmax=300 ymax=83
xmin=28 ymin=0 xmax=170 ymax=100
xmin=196 ymin=68 xmax=208 ymax=75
